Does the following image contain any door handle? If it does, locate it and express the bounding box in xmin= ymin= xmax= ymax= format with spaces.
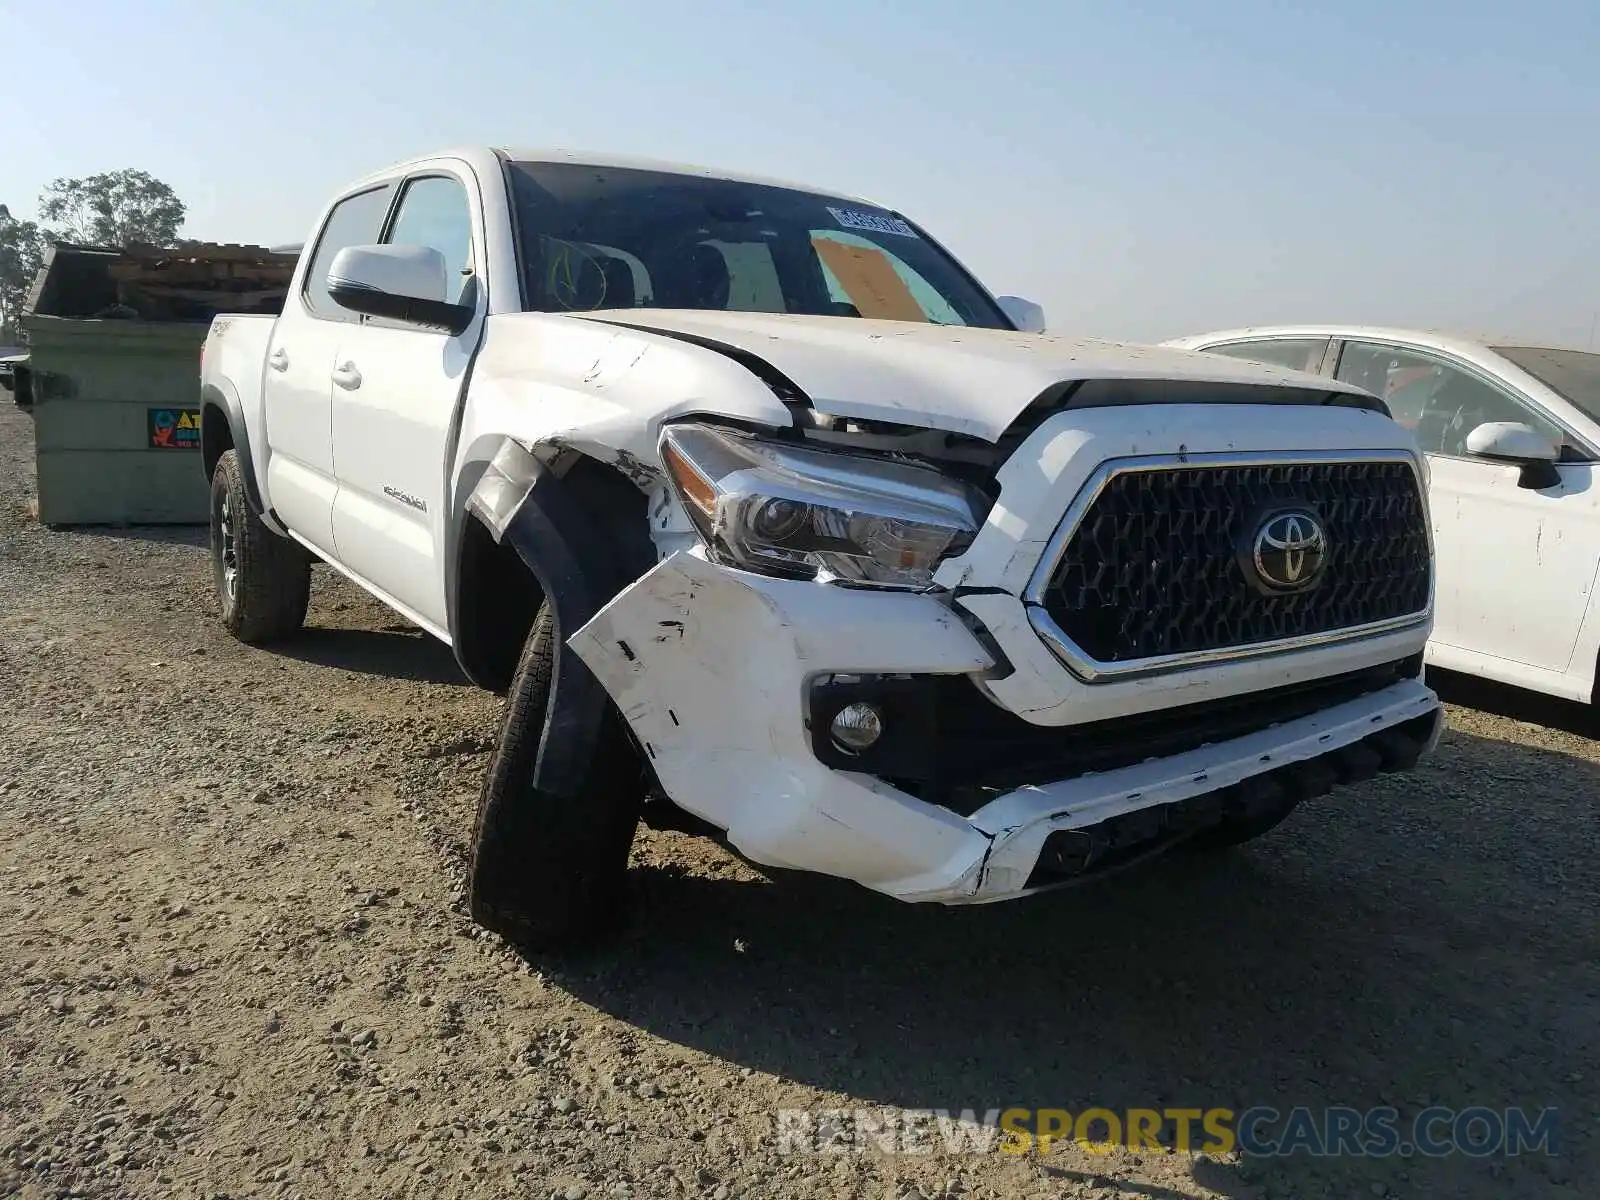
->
xmin=268 ymin=348 xmax=289 ymax=372
xmin=332 ymin=362 xmax=362 ymax=390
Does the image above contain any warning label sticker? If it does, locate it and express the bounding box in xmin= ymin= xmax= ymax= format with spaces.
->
xmin=147 ymin=407 xmax=201 ymax=449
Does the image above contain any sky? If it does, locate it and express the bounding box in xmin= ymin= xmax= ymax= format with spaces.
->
xmin=2 ymin=0 xmax=1597 ymax=346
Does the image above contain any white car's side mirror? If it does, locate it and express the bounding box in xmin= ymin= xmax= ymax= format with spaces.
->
xmin=996 ymin=295 xmax=1046 ymax=333
xmin=1464 ymin=420 xmax=1562 ymax=489
xmin=326 ymin=244 xmax=474 ymax=335
xmin=1465 ymin=421 xmax=1559 ymax=462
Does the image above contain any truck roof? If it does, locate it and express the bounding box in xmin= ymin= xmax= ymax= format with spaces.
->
xmin=346 ymin=146 xmax=879 ymax=208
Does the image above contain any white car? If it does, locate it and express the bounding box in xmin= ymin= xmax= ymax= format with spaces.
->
xmin=197 ymin=149 xmax=1443 ymax=952
xmin=1164 ymin=326 xmax=1600 ymax=707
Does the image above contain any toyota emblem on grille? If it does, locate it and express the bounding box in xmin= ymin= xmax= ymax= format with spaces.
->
xmin=1244 ymin=508 xmax=1328 ymax=594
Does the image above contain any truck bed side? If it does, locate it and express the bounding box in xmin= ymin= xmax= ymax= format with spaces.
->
xmin=199 ymin=314 xmax=278 ymax=521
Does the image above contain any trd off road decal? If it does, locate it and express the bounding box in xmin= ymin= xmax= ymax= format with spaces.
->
xmin=383 ymin=485 xmax=428 ymax=513
xmin=147 ymin=407 xmax=201 ymax=449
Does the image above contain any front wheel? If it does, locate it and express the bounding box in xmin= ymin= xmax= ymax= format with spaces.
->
xmin=468 ymin=603 xmax=643 ymax=953
xmin=209 ymin=450 xmax=311 ymax=644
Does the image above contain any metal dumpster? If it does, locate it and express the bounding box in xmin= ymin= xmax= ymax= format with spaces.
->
xmin=24 ymin=315 xmax=211 ymax=523
xmin=19 ymin=241 xmax=296 ymax=526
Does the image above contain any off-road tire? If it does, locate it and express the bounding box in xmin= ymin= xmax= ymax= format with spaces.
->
xmin=209 ymin=450 xmax=311 ymax=644
xmin=468 ymin=602 xmax=642 ymax=953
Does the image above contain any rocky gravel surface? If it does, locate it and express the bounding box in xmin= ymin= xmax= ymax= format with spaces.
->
xmin=1 ymin=400 xmax=1597 ymax=1200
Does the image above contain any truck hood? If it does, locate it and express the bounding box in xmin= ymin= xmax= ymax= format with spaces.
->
xmin=572 ymin=310 xmax=1375 ymax=442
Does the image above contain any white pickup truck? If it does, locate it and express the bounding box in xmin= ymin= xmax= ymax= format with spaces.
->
xmin=199 ymin=146 xmax=1444 ymax=952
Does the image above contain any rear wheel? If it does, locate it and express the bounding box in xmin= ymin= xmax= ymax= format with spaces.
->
xmin=468 ymin=603 xmax=643 ymax=953
xmin=209 ymin=450 xmax=311 ymax=644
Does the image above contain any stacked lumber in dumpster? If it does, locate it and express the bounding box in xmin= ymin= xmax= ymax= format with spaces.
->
xmin=102 ymin=242 xmax=299 ymax=322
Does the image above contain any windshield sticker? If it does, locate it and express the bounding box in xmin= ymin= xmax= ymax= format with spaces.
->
xmin=543 ymin=239 xmax=613 ymax=310
xmin=811 ymin=237 xmax=927 ymax=322
xmin=826 ymin=206 xmax=919 ymax=239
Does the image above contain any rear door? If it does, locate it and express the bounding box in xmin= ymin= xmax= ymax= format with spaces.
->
xmin=327 ymin=167 xmax=485 ymax=636
xmin=264 ymin=183 xmax=396 ymax=553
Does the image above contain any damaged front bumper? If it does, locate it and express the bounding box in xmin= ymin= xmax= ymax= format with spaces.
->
xmin=569 ymin=549 xmax=1444 ymax=904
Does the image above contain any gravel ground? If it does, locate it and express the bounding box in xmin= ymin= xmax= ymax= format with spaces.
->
xmin=1 ymin=399 xmax=1597 ymax=1200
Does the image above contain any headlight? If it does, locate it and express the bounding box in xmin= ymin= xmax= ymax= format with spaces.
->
xmin=658 ymin=422 xmax=986 ymax=589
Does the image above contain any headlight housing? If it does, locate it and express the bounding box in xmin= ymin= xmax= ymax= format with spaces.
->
xmin=658 ymin=422 xmax=986 ymax=589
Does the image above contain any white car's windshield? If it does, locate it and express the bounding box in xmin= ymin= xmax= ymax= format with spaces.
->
xmin=1492 ymin=345 xmax=1600 ymax=424
xmin=505 ymin=160 xmax=1011 ymax=329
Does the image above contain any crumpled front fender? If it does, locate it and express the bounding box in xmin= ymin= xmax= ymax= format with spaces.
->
xmin=465 ymin=438 xmax=646 ymax=799
xmin=569 ymin=549 xmax=999 ymax=895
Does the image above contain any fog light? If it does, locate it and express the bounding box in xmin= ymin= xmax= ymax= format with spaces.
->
xmin=829 ymin=702 xmax=883 ymax=754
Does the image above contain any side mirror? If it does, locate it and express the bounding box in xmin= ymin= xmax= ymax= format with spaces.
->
xmin=326 ymin=244 xmax=474 ymax=335
xmin=1464 ymin=420 xmax=1562 ymax=489
xmin=996 ymin=295 xmax=1046 ymax=333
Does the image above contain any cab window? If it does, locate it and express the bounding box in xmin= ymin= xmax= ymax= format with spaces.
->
xmin=302 ymin=184 xmax=395 ymax=320
xmin=384 ymin=175 xmax=476 ymax=305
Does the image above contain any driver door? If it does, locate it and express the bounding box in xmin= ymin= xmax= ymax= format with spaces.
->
xmin=328 ymin=169 xmax=485 ymax=636
xmin=1335 ymin=340 xmax=1600 ymax=688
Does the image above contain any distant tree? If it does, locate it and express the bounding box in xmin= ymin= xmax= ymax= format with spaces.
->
xmin=38 ymin=169 xmax=186 ymax=248
xmin=0 ymin=206 xmax=47 ymax=334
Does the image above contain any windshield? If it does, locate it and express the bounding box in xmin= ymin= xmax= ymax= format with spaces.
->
xmin=1491 ymin=345 xmax=1600 ymax=424
xmin=504 ymin=160 xmax=1010 ymax=329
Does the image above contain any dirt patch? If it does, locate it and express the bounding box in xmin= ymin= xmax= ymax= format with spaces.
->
xmin=0 ymin=402 xmax=1595 ymax=1199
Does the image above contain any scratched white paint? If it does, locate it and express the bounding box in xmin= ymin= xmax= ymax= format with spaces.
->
xmin=570 ymin=548 xmax=995 ymax=898
xmin=1423 ymin=453 xmax=1600 ymax=701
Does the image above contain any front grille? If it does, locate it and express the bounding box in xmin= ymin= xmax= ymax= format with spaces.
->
xmin=1039 ymin=458 xmax=1430 ymax=666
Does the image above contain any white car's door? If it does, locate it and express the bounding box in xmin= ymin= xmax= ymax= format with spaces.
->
xmin=1335 ymin=340 xmax=1600 ymax=697
xmin=328 ymin=169 xmax=485 ymax=637
xmin=264 ymin=182 xmax=396 ymax=554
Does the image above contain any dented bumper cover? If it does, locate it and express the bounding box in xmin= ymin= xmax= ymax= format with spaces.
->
xmin=570 ymin=549 xmax=1445 ymax=905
